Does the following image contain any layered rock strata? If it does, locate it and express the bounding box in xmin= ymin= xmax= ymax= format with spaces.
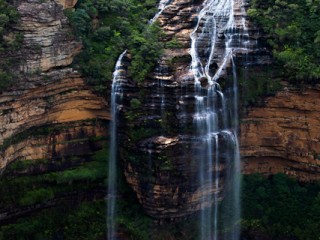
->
xmin=240 ymin=84 xmax=320 ymax=182
xmin=119 ymin=0 xmax=269 ymax=220
xmin=0 ymin=0 xmax=109 ymax=170
xmin=15 ymin=0 xmax=82 ymax=72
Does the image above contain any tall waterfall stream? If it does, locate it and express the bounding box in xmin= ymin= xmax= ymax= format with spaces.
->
xmin=107 ymin=50 xmax=127 ymax=240
xmin=190 ymin=0 xmax=249 ymax=238
xmin=108 ymin=0 xmax=252 ymax=239
xmin=107 ymin=1 xmax=171 ymax=239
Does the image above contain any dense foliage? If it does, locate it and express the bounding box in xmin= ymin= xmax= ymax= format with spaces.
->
xmin=0 ymin=0 xmax=20 ymax=91
xmin=238 ymin=65 xmax=282 ymax=107
xmin=0 ymin=0 xmax=19 ymax=49
xmin=248 ymin=0 xmax=320 ymax=82
xmin=242 ymin=174 xmax=320 ymax=240
xmin=0 ymin=143 xmax=154 ymax=239
xmin=64 ymin=0 xmax=163 ymax=91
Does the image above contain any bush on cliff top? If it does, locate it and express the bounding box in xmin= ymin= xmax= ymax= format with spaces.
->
xmin=0 ymin=0 xmax=19 ymax=48
xmin=248 ymin=0 xmax=320 ymax=82
xmin=64 ymin=0 xmax=163 ymax=91
xmin=0 ymin=0 xmax=20 ymax=91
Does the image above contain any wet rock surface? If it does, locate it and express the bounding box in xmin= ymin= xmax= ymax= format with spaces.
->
xmin=118 ymin=0 xmax=269 ymax=220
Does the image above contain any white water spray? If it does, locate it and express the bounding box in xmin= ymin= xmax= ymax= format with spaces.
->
xmin=189 ymin=0 xmax=249 ymax=239
xmin=107 ymin=50 xmax=127 ymax=240
xmin=149 ymin=0 xmax=172 ymax=24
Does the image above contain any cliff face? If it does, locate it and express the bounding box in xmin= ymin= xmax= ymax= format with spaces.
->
xmin=240 ymin=84 xmax=320 ymax=181
xmin=119 ymin=0 xmax=203 ymax=221
xmin=1 ymin=0 xmax=319 ymax=228
xmin=118 ymin=0 xmax=269 ymax=221
xmin=0 ymin=0 xmax=109 ymax=171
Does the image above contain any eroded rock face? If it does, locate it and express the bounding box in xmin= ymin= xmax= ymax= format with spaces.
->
xmin=119 ymin=0 xmax=269 ymax=221
xmin=0 ymin=70 xmax=110 ymax=169
xmin=0 ymin=0 xmax=109 ymax=170
xmin=1 ymin=122 xmax=107 ymax=172
xmin=15 ymin=0 xmax=81 ymax=72
xmin=240 ymin=85 xmax=320 ymax=182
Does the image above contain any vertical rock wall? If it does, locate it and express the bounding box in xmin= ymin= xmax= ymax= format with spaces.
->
xmin=0 ymin=0 xmax=109 ymax=170
xmin=240 ymin=85 xmax=320 ymax=181
xmin=118 ymin=0 xmax=269 ymax=221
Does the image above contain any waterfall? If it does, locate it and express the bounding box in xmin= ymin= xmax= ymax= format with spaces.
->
xmin=149 ymin=0 xmax=172 ymax=24
xmin=190 ymin=0 xmax=248 ymax=239
xmin=107 ymin=1 xmax=172 ymax=238
xmin=107 ymin=50 xmax=127 ymax=240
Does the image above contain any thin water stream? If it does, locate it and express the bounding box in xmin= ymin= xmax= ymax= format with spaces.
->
xmin=107 ymin=50 xmax=127 ymax=240
xmin=107 ymin=1 xmax=172 ymax=239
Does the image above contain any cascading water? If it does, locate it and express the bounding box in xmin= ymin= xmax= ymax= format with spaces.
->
xmin=149 ymin=0 xmax=172 ymax=24
xmin=190 ymin=0 xmax=250 ymax=239
xmin=107 ymin=1 xmax=171 ymax=239
xmin=107 ymin=50 xmax=127 ymax=240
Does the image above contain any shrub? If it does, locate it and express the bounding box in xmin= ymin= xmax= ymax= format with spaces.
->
xmin=65 ymin=0 xmax=163 ymax=91
xmin=247 ymin=0 xmax=320 ymax=82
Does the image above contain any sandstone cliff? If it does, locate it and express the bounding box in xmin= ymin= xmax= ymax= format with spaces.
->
xmin=0 ymin=0 xmax=318 ymax=227
xmin=118 ymin=0 xmax=269 ymax=221
xmin=240 ymin=84 xmax=320 ymax=181
xmin=0 ymin=0 xmax=109 ymax=171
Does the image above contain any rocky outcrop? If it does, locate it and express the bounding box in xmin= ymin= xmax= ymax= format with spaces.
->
xmin=15 ymin=0 xmax=81 ymax=72
xmin=0 ymin=0 xmax=109 ymax=170
xmin=119 ymin=0 xmax=202 ymax=221
xmin=0 ymin=70 xmax=109 ymax=169
xmin=240 ymin=84 xmax=320 ymax=182
xmin=119 ymin=0 xmax=269 ymax=221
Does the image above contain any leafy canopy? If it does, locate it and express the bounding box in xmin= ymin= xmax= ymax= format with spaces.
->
xmin=65 ymin=0 xmax=163 ymax=91
xmin=248 ymin=0 xmax=320 ymax=82
xmin=0 ymin=0 xmax=20 ymax=92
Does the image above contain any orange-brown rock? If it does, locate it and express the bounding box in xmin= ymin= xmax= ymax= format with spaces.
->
xmin=240 ymin=84 xmax=320 ymax=181
xmin=1 ymin=121 xmax=107 ymax=172
xmin=55 ymin=0 xmax=78 ymax=9
xmin=0 ymin=0 xmax=109 ymax=171
xmin=0 ymin=70 xmax=110 ymax=170
xmin=13 ymin=0 xmax=82 ymax=73
xmin=119 ymin=0 xmax=270 ymax=221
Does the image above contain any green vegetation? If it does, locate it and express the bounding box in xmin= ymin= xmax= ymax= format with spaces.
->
xmin=0 ymin=144 xmax=154 ymax=239
xmin=165 ymin=37 xmax=183 ymax=49
xmin=0 ymin=69 xmax=13 ymax=90
xmin=2 ymin=152 xmax=320 ymax=240
xmin=248 ymin=0 xmax=320 ymax=82
xmin=241 ymin=174 xmax=320 ymax=239
xmin=0 ymin=200 xmax=107 ymax=240
xmin=0 ymin=119 xmax=105 ymax=151
xmin=0 ymin=147 xmax=108 ymax=209
xmin=238 ymin=66 xmax=282 ymax=107
xmin=0 ymin=0 xmax=21 ymax=91
xmin=129 ymin=127 xmax=159 ymax=142
xmin=0 ymin=0 xmax=19 ymax=50
xmin=0 ymin=196 xmax=153 ymax=240
xmin=0 ymin=146 xmax=108 ymax=238
xmin=159 ymin=157 xmax=173 ymax=171
xmin=64 ymin=0 xmax=164 ymax=91
xmin=130 ymin=98 xmax=142 ymax=109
